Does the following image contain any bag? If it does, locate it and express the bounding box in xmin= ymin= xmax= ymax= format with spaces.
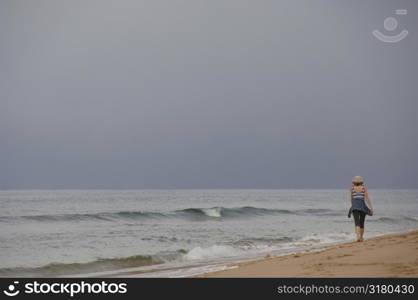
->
xmin=348 ymin=206 xmax=373 ymax=218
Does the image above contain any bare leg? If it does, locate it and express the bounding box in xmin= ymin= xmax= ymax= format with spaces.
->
xmin=355 ymin=226 xmax=361 ymax=242
xmin=359 ymin=228 xmax=364 ymax=242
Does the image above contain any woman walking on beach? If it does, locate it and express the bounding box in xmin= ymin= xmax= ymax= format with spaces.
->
xmin=349 ymin=176 xmax=373 ymax=242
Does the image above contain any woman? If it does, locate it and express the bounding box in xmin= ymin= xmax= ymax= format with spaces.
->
xmin=348 ymin=176 xmax=373 ymax=242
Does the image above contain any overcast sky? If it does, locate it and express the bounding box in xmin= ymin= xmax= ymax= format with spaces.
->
xmin=1 ymin=0 xmax=417 ymax=189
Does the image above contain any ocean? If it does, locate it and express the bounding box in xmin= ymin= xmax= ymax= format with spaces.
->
xmin=0 ymin=189 xmax=417 ymax=277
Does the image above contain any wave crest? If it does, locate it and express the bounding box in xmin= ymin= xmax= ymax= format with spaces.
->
xmin=0 ymin=249 xmax=189 ymax=277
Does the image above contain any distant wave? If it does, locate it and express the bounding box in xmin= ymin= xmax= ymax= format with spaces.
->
xmin=176 ymin=206 xmax=294 ymax=219
xmin=0 ymin=206 xmax=342 ymax=223
xmin=0 ymin=211 xmax=167 ymax=223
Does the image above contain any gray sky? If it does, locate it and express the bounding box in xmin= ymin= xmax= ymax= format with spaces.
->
xmin=1 ymin=0 xmax=417 ymax=189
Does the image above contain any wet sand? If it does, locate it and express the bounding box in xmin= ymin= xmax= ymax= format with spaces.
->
xmin=194 ymin=231 xmax=418 ymax=277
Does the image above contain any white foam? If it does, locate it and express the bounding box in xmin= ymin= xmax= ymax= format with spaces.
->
xmin=201 ymin=207 xmax=222 ymax=218
xmin=299 ymin=232 xmax=352 ymax=244
xmin=120 ymin=264 xmax=239 ymax=278
xmin=183 ymin=245 xmax=240 ymax=261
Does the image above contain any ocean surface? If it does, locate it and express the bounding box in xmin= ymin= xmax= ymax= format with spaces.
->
xmin=0 ymin=189 xmax=417 ymax=277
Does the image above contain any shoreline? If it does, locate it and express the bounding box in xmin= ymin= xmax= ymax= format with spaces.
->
xmin=3 ymin=230 xmax=417 ymax=277
xmin=190 ymin=230 xmax=418 ymax=278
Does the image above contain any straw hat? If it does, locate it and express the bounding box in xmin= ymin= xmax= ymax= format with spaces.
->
xmin=352 ymin=176 xmax=364 ymax=184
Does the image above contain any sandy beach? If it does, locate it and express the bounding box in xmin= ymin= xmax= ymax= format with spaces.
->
xmin=194 ymin=230 xmax=418 ymax=277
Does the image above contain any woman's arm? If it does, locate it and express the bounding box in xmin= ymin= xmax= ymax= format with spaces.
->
xmin=349 ymin=188 xmax=353 ymax=204
xmin=364 ymin=186 xmax=373 ymax=211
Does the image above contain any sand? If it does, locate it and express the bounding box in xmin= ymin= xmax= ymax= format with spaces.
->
xmin=194 ymin=230 xmax=418 ymax=277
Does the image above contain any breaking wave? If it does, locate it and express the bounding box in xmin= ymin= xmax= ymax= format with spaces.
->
xmin=0 ymin=250 xmax=187 ymax=277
